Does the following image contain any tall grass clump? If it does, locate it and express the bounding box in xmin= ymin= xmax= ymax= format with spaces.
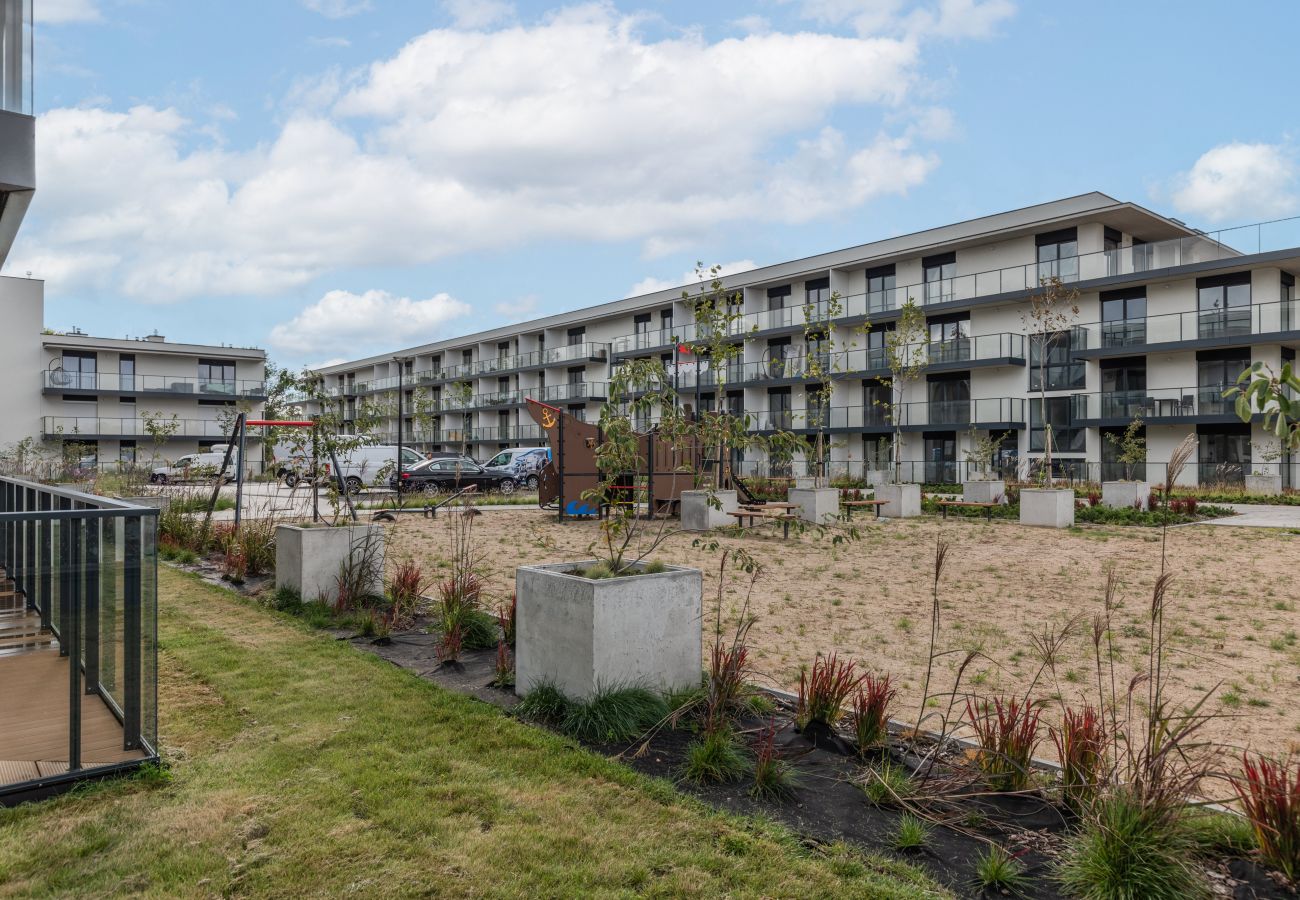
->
xmin=560 ymin=684 xmax=667 ymax=744
xmin=749 ymin=719 xmax=798 ymax=800
xmin=851 ymin=673 xmax=896 ymax=755
xmin=1232 ymin=752 xmax=1300 ymax=881
xmin=964 ymin=695 xmax=1042 ymax=792
xmin=796 ymin=653 xmax=865 ymax=744
xmin=1051 ymin=706 xmax=1109 ymax=811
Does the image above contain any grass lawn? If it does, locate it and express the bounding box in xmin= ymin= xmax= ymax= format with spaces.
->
xmin=0 ymin=567 xmax=946 ymax=899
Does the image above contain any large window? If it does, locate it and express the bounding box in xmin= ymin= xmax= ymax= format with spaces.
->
xmin=1029 ymin=331 xmax=1085 ymax=391
xmin=60 ymin=351 xmax=97 ymax=390
xmin=118 ymin=354 xmax=135 ymax=391
xmin=805 ymin=276 xmax=831 ymax=321
xmin=923 ymin=252 xmax=955 ymax=304
xmin=1100 ymin=287 xmax=1147 ymax=347
xmin=198 ymin=358 xmax=235 ymax=394
xmin=866 ymin=264 xmax=896 ymax=313
xmin=765 ymin=387 xmax=792 ymax=430
xmin=927 ymin=374 xmax=970 ymax=426
xmin=1100 ymin=425 xmax=1146 ymax=481
xmin=1283 ymin=273 xmax=1295 ymax=331
xmin=1036 ymin=228 xmax=1078 ymax=283
xmin=1197 ymin=349 xmax=1250 ymax=416
xmin=864 ymin=381 xmax=890 ymax=427
xmin=1100 ymin=358 xmax=1147 ymax=418
xmin=1198 ymin=425 xmax=1249 ymax=485
xmin=566 ymin=326 xmax=585 ymax=347
xmin=765 ymin=337 xmax=792 ymax=378
xmin=924 ymin=432 xmax=957 ymax=484
xmin=767 ymin=284 xmax=792 ymax=328
xmin=1030 ymin=397 xmax=1085 ymax=453
xmin=1104 ymin=227 xmax=1122 ymax=276
xmin=928 ymin=315 xmax=970 ymax=364
xmin=864 ymin=325 xmax=890 ymax=371
xmin=1197 ymin=273 xmax=1251 ymax=339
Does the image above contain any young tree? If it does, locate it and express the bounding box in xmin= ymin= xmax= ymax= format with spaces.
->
xmin=877 ymin=298 xmax=929 ymax=484
xmin=444 ymin=381 xmax=474 ymax=458
xmin=1022 ymin=275 xmax=1081 ymax=484
xmin=799 ymin=291 xmax=858 ymax=488
xmin=1104 ymin=415 xmax=1146 ymax=482
xmin=140 ymin=410 xmax=181 ymax=466
xmin=963 ymin=428 xmax=1009 ymax=480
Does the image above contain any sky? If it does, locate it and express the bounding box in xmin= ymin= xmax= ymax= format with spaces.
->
xmin=11 ymin=0 xmax=1300 ymax=371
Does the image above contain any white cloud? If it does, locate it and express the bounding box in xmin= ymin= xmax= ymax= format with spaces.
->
xmin=442 ymin=0 xmax=515 ymax=29
xmin=308 ymin=36 xmax=352 ymax=48
xmin=628 ymin=260 xmax=757 ymax=298
xmin=1170 ymin=142 xmax=1298 ymax=224
xmin=301 ymin=0 xmax=371 ymax=19
xmin=493 ymin=295 xmax=539 ymax=321
xmin=268 ymin=289 xmax=471 ymax=356
xmin=42 ymin=0 xmax=102 ymax=24
xmin=792 ymin=0 xmax=1014 ymax=39
xmin=9 ymin=5 xmax=987 ymax=300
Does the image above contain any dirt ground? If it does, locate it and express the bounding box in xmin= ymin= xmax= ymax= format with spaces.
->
xmin=385 ymin=508 xmax=1300 ymax=760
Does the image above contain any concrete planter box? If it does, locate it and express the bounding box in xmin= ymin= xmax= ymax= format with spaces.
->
xmin=866 ymin=469 xmax=890 ymax=488
xmin=516 ymin=561 xmax=702 ymax=700
xmin=962 ymin=480 xmax=1005 ymax=504
xmin=1102 ymin=481 xmax=1151 ymax=511
xmin=1020 ymin=488 xmax=1075 ymax=528
xmin=788 ymin=487 xmax=839 ymax=524
xmin=275 ymin=523 xmax=386 ymax=605
xmin=680 ymin=490 xmax=738 ymax=531
xmin=793 ymin=476 xmax=816 ymax=490
xmin=1244 ymin=474 xmax=1282 ymax=496
xmin=876 ymin=483 xmax=921 ymax=518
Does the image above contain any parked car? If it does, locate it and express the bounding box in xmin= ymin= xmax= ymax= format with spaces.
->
xmin=150 ymin=448 xmax=239 ymax=484
xmin=335 ymin=445 xmax=426 ymax=494
xmin=482 ymin=447 xmax=551 ymax=489
xmin=391 ymin=456 xmax=517 ymax=495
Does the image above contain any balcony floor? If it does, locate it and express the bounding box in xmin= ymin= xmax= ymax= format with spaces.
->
xmin=0 ymin=635 xmax=146 ymax=790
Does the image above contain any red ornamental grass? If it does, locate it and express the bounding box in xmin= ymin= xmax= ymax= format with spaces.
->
xmin=852 ymin=673 xmax=897 ymax=754
xmin=390 ymin=560 xmax=423 ymax=605
xmin=750 ymin=718 xmax=797 ymax=801
xmin=497 ymin=593 xmax=517 ymax=647
xmin=965 ymin=695 xmax=1042 ymax=792
xmin=1233 ymin=752 xmax=1300 ymax=881
xmin=1050 ymin=706 xmax=1109 ymax=810
xmin=1087 ymin=491 xmax=1102 ymax=507
xmin=797 ymin=653 xmax=866 ymax=729
xmin=705 ymin=642 xmax=749 ymax=735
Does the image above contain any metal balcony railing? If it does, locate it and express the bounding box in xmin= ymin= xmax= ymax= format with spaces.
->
xmin=40 ymin=417 xmax=238 ymax=439
xmin=42 ymin=372 xmax=267 ymax=397
xmin=1073 ymin=300 xmax=1299 ymax=352
xmin=0 ymin=478 xmax=159 ymax=804
xmin=1071 ymin=385 xmax=1238 ymax=421
xmin=536 ymin=382 xmax=608 ymax=403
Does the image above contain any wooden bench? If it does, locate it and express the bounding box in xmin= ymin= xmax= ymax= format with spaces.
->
xmin=727 ymin=509 xmax=799 ymax=538
xmin=842 ymin=499 xmax=887 ymax=519
xmin=936 ymin=499 xmax=997 ymax=521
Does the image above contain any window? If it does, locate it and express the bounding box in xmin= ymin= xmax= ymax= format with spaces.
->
xmin=767 ymin=284 xmax=793 ymax=329
xmin=197 ymin=358 xmax=235 ymax=394
xmin=766 ymin=387 xmax=792 ymax=430
xmin=567 ymin=326 xmax=585 ymax=347
xmin=1198 ymin=425 xmax=1249 ymax=485
xmin=1100 ymin=425 xmax=1146 ymax=482
xmin=766 ymin=337 xmax=792 ymax=377
xmin=924 ymin=432 xmax=957 ymax=484
xmin=864 ymin=380 xmax=890 ymax=427
xmin=805 ymin=383 xmax=828 ymax=429
xmin=1104 ymin=227 xmax=1122 ymax=276
xmin=1036 ymin=228 xmax=1078 ymax=283
xmin=634 ymin=313 xmax=651 ymax=339
xmin=926 ymin=374 xmax=970 ymax=425
xmin=60 ymin=350 xmax=96 ymax=390
xmin=805 ymin=276 xmax=831 ymax=320
xmin=119 ymin=353 xmax=135 ymax=391
xmin=1029 ymin=331 xmax=1085 ymax=391
xmin=119 ymin=440 xmax=137 ymax=466
xmin=461 ymin=349 xmax=473 ymax=367
xmin=1030 ymin=397 xmax=1085 ymax=453
xmin=1197 ymin=273 xmax=1251 ymax=338
xmin=922 ymin=252 xmax=955 ymax=304
xmin=928 ymin=314 xmax=970 ymax=364
xmin=864 ymin=324 xmax=890 ymax=370
xmin=567 ymin=366 xmax=584 ymax=386
xmin=866 ymin=264 xmax=896 ymax=313
xmin=1197 ymin=349 xmax=1250 ymax=415
xmin=567 ymin=404 xmax=586 ymax=423
xmin=1283 ymin=273 xmax=1295 ymax=331
xmin=1100 ymin=358 xmax=1147 ymax=418
xmin=1100 ymin=287 xmax=1147 ymax=347
xmin=660 ymin=308 xmax=673 ymax=333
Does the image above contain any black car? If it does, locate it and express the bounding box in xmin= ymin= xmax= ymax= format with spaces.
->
xmin=391 ymin=456 xmax=517 ymax=495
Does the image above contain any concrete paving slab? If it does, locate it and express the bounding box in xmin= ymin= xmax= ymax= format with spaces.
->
xmin=1199 ymin=504 xmax=1300 ymax=529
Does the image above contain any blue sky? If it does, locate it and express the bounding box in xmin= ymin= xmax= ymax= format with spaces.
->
xmin=13 ymin=0 xmax=1300 ymax=370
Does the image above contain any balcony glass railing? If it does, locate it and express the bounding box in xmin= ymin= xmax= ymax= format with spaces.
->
xmin=1074 ymin=301 xmax=1298 ymax=351
xmin=540 ymin=342 xmax=609 ymax=366
xmin=42 ymin=372 xmax=267 ymax=397
xmin=1072 ymin=385 xmax=1237 ymax=420
xmin=41 ymin=417 xmax=240 ymax=438
xmin=741 ymin=398 xmax=1022 ymax=431
xmin=536 ymin=382 xmax=608 ymax=403
xmin=468 ymin=425 xmax=544 ymax=442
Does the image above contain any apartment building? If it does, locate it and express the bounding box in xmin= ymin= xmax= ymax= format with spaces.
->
xmin=308 ymin=192 xmax=1300 ymax=488
xmin=0 ymin=275 xmax=268 ymax=470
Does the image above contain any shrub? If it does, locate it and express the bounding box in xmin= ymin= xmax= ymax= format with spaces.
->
xmin=222 ymin=547 xmax=247 ymax=584
xmin=334 ymin=531 xmax=385 ymax=613
xmin=683 ymin=727 xmax=748 ymax=784
xmin=750 ymin=719 xmax=798 ymax=800
xmin=386 ymin=559 xmax=426 ymax=629
xmin=851 ymin=673 xmax=896 ymax=755
xmin=1057 ymin=790 xmax=1207 ymax=899
xmin=1231 ymin=752 xmax=1300 ymax=881
xmin=560 ymin=684 xmax=667 ymax=744
xmin=859 ymin=761 xmax=912 ymax=807
xmin=268 ymin=584 xmax=303 ymax=613
xmin=514 ymin=681 xmax=570 ymax=725
xmin=973 ymin=845 xmax=1026 ymax=894
xmin=892 ymin=814 xmax=931 ymax=851
xmin=1051 ymin=706 xmax=1109 ymax=811
xmin=1087 ymin=491 xmax=1102 ymax=507
xmin=796 ymin=653 xmax=865 ymax=732
xmin=965 ymin=695 xmax=1042 ymax=792
xmin=175 ymin=547 xmax=198 ymax=565
xmin=236 ymin=518 xmax=276 ymax=576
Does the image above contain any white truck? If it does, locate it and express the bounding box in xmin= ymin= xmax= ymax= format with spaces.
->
xmin=149 ymin=445 xmax=239 ymax=484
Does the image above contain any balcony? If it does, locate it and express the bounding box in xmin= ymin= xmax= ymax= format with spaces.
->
xmin=540 ymin=343 xmax=609 ymax=367
xmin=1073 ymin=300 xmax=1299 ymax=355
xmin=41 ymin=417 xmax=238 ymax=440
xmin=536 ymin=382 xmax=608 ymax=403
xmin=468 ymin=425 xmax=544 ymax=443
xmin=1071 ymin=385 xmax=1239 ymax=424
xmin=900 ymin=397 xmax=1025 ymax=429
xmin=42 ymin=372 xmax=267 ymax=399
xmin=0 ymin=479 xmax=159 ymax=804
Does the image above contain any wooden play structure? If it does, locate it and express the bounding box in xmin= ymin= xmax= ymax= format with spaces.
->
xmin=524 ymin=399 xmax=702 ymax=520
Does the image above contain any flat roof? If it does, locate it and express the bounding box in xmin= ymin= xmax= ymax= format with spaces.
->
xmin=42 ymin=333 xmax=266 ymax=359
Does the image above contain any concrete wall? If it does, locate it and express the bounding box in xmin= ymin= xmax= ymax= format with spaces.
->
xmin=0 ymin=275 xmax=44 ymax=451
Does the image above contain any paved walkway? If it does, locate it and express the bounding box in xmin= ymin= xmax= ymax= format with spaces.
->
xmin=1199 ymin=503 xmax=1300 ymax=529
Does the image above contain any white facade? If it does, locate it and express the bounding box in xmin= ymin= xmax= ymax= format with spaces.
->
xmin=307 ymin=193 xmax=1300 ymax=488
xmin=0 ymin=275 xmax=268 ymax=471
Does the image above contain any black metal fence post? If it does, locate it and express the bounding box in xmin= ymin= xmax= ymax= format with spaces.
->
xmin=38 ymin=490 xmax=51 ymax=629
xmin=84 ymin=515 xmax=100 ymax=695
xmin=123 ymin=514 xmax=142 ymax=751
xmin=67 ymin=511 xmax=82 ymax=772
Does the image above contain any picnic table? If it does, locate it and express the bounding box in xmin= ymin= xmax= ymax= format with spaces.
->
xmin=727 ymin=508 xmax=799 ymax=538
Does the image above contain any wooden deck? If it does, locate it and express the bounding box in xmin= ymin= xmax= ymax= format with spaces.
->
xmin=0 ymin=633 xmax=147 ymax=789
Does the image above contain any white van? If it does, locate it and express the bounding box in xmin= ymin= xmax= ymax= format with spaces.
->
xmin=335 ymin=445 xmax=425 ymax=493
xmin=150 ymin=447 xmax=240 ymax=484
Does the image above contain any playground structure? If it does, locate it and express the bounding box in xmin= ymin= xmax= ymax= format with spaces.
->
xmin=525 ymin=399 xmax=705 ymax=521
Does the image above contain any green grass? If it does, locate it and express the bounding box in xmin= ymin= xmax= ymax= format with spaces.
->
xmin=559 ymin=684 xmax=668 ymax=744
xmin=682 ymin=729 xmax=750 ymax=785
xmin=169 ymin=495 xmax=237 ymax=514
xmin=859 ymin=761 xmax=914 ymax=807
xmin=972 ymin=844 xmax=1026 ymax=893
xmin=892 ymin=814 xmax=932 ymax=851
xmin=0 ymin=568 xmax=949 ymax=897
